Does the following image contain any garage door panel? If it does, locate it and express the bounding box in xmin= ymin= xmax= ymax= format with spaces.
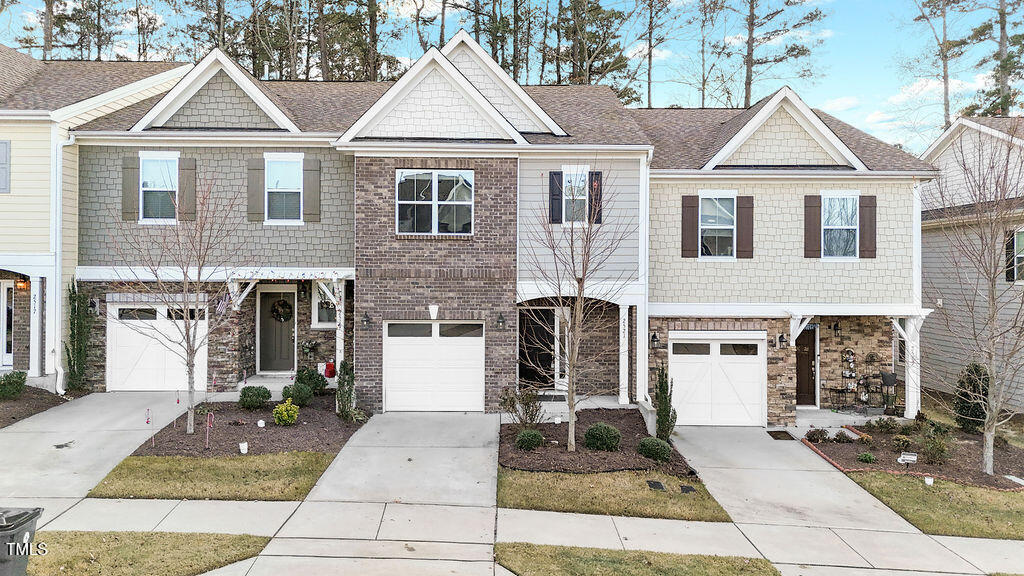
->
xmin=107 ymin=305 xmax=208 ymax=392
xmin=669 ymin=336 xmax=765 ymax=427
xmin=384 ymin=322 xmax=485 ymax=412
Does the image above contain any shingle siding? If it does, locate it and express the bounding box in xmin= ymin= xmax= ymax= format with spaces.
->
xmin=722 ymin=107 xmax=840 ymax=166
xmin=161 ymin=70 xmax=279 ymax=130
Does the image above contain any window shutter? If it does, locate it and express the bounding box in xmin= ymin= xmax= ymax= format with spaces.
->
xmin=178 ymin=158 xmax=196 ymax=221
xmin=859 ymin=195 xmax=877 ymax=258
xmin=737 ymin=196 xmax=754 ymax=259
xmin=303 ymin=158 xmax=321 ymax=223
xmin=1007 ymin=232 xmax=1017 ymax=282
xmin=681 ymin=195 xmax=699 ymax=258
xmin=549 ymin=171 xmax=563 ymax=224
xmin=588 ymin=171 xmax=603 ymax=224
xmin=0 ymin=140 xmax=10 ymax=194
xmin=121 ymin=156 xmax=140 ymax=221
xmin=247 ymin=158 xmax=264 ymax=222
xmin=804 ymin=195 xmax=821 ymax=258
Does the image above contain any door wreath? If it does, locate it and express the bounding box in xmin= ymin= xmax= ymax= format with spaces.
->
xmin=271 ymin=299 xmax=293 ymax=322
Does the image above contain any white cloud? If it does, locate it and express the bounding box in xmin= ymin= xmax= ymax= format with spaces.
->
xmin=626 ymin=43 xmax=672 ymax=62
xmin=887 ymin=73 xmax=991 ymax=106
xmin=865 ymin=110 xmax=897 ymax=126
xmin=820 ymin=96 xmax=860 ymax=113
xmin=724 ymin=28 xmax=833 ymax=47
xmin=390 ymin=0 xmax=443 ymax=19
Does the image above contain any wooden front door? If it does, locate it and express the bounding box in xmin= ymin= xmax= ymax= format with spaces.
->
xmin=259 ymin=291 xmax=295 ymax=372
xmin=796 ymin=328 xmax=816 ymax=406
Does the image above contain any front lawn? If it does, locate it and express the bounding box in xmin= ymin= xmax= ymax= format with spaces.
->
xmin=27 ymin=531 xmax=267 ymax=576
xmin=850 ymin=471 xmax=1024 ymax=540
xmin=498 ymin=467 xmax=730 ymax=521
xmin=495 ymin=543 xmax=779 ymax=576
xmin=89 ymin=452 xmax=334 ymax=500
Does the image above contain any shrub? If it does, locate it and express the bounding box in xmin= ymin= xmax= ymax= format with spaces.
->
xmin=875 ymin=417 xmax=899 ymax=434
xmin=897 ymin=423 xmax=919 ymax=436
xmin=334 ymin=360 xmax=364 ymax=422
xmin=923 ymin=435 xmax=951 ymax=464
xmin=805 ymin=429 xmax=829 ymax=443
xmin=273 ymin=398 xmax=299 ymax=425
xmin=927 ymin=420 xmax=952 ymax=440
xmin=0 ymin=371 xmax=27 ymax=400
xmin=63 ymin=283 xmax=93 ymax=392
xmin=499 ymin=386 xmax=544 ymax=430
xmin=832 ymin=431 xmax=854 ymax=443
xmin=584 ymin=422 xmax=621 ymax=451
xmin=237 ymin=386 xmax=271 ymax=411
xmin=295 ymin=367 xmax=328 ymax=396
xmin=891 ymin=434 xmax=913 ymax=453
xmin=857 ymin=452 xmax=877 ymax=464
xmin=654 ymin=363 xmax=677 ymax=442
xmin=638 ymin=437 xmax=673 ymax=462
xmin=515 ymin=429 xmax=544 ymax=451
xmin=282 ymin=382 xmax=313 ymax=407
xmin=954 ymin=362 xmax=989 ymax=434
xmin=860 ymin=420 xmax=877 ymax=432
xmin=915 ymin=411 xmax=929 ymax=425
xmin=857 ymin=434 xmax=875 ymax=448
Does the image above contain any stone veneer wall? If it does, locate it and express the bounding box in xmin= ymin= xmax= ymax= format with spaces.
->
xmin=0 ymin=271 xmax=34 ymax=372
xmin=815 ymin=315 xmax=896 ymax=409
xmin=354 ymin=157 xmax=518 ymax=413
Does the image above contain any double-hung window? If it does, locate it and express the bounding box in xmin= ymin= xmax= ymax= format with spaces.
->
xmin=822 ymin=192 xmax=859 ymax=258
xmin=312 ymin=284 xmax=337 ymax=329
xmin=265 ymin=152 xmax=303 ymax=224
xmin=396 ymin=169 xmax=474 ymax=235
xmin=1014 ymin=230 xmax=1024 ymax=281
xmin=562 ymin=165 xmax=589 ymax=224
xmin=139 ymin=151 xmax=179 ymax=223
xmin=699 ymin=191 xmax=736 ymax=258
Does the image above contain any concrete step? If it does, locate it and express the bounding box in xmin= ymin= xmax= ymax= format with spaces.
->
xmin=261 ymin=538 xmax=494 ymax=562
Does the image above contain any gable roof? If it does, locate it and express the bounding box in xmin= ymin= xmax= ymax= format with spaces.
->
xmin=921 ymin=116 xmax=1024 ymax=162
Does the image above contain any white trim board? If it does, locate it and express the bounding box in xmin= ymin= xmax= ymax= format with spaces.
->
xmin=648 ymin=303 xmax=933 ymax=318
xmin=75 ymin=266 xmax=355 ymax=282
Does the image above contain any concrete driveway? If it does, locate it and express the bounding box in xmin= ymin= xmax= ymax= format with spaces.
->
xmin=672 ymin=427 xmax=917 ymax=532
xmin=0 ymin=392 xmax=185 ymax=498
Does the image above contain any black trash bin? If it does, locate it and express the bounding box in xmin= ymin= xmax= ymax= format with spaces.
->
xmin=0 ymin=508 xmax=42 ymax=576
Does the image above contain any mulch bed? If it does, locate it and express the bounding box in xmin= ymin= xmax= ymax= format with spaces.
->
xmin=0 ymin=386 xmax=74 ymax=429
xmin=811 ymin=423 xmax=1024 ymax=490
xmin=499 ymin=408 xmax=693 ymax=477
xmin=133 ymin=394 xmax=363 ymax=457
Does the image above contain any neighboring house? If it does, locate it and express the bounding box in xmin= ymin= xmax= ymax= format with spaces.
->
xmin=917 ymin=117 xmax=1024 ymax=411
xmin=0 ymin=45 xmax=189 ymax=387
xmin=0 ymin=32 xmax=932 ymax=426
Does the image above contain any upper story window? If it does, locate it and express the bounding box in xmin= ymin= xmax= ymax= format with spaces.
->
xmin=396 ymin=169 xmax=474 ymax=235
xmin=265 ymin=152 xmax=303 ymax=224
xmin=562 ymin=165 xmax=589 ymax=224
xmin=139 ymin=151 xmax=179 ymax=223
xmin=0 ymin=140 xmax=11 ymax=195
xmin=699 ymin=191 xmax=736 ymax=258
xmin=312 ymin=284 xmax=337 ymax=329
xmin=822 ymin=192 xmax=859 ymax=258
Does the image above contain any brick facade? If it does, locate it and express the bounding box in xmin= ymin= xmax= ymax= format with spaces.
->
xmin=0 ymin=271 xmax=35 ymax=372
xmin=353 ymin=156 xmax=518 ymax=413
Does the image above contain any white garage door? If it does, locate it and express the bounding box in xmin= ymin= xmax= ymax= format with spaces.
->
xmin=383 ymin=322 xmax=485 ymax=412
xmin=668 ymin=332 xmax=766 ymax=426
xmin=106 ymin=304 xmax=208 ymax=392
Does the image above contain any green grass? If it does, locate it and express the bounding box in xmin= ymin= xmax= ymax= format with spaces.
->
xmin=922 ymin=393 xmax=1024 ymax=449
xmin=495 ymin=543 xmax=779 ymax=576
xmin=498 ymin=467 xmax=731 ymax=522
xmin=88 ymin=452 xmax=335 ymax=501
xmin=850 ymin=471 xmax=1024 ymax=540
xmin=27 ymin=531 xmax=267 ymax=576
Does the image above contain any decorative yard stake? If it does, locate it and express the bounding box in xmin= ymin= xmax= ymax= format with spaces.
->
xmin=205 ymin=412 xmax=214 ymax=450
xmin=146 ymin=409 xmax=155 ymax=447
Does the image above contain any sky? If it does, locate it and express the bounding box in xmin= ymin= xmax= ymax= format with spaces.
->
xmin=0 ymin=0 xmax=1003 ymax=154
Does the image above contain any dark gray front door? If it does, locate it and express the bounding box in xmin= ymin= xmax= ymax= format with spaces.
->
xmin=259 ymin=291 xmax=295 ymax=372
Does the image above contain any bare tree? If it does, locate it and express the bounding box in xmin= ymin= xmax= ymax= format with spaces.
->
xmin=923 ymin=121 xmax=1024 ymax=475
xmin=906 ymin=0 xmax=969 ymax=129
xmin=108 ymin=176 xmax=253 ymax=434
xmin=519 ymin=166 xmax=637 ymax=451
xmin=674 ymin=0 xmax=737 ymax=107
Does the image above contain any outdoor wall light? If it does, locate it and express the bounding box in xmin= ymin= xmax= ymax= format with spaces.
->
xmin=361 ymin=312 xmax=371 ymax=327
xmin=496 ymin=313 xmax=506 ymax=330
xmin=777 ymin=333 xmax=789 ymax=348
xmin=14 ymin=278 xmax=28 ymax=290
xmin=831 ymin=321 xmax=842 ymax=339
xmin=650 ymin=330 xmax=660 ymax=348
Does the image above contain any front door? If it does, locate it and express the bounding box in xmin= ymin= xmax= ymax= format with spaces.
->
xmin=796 ymin=328 xmax=817 ymax=406
xmin=1 ymin=281 xmax=13 ymax=367
xmin=259 ymin=291 xmax=295 ymax=372
xmin=519 ymin=308 xmax=555 ymax=387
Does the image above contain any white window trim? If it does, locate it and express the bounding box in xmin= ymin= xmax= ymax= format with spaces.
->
xmin=561 ymin=165 xmax=590 ymax=226
xmin=821 ymin=190 xmax=860 ymax=260
xmin=264 ymin=152 xmax=304 ymax=226
xmin=1014 ymin=228 xmax=1024 ymax=284
xmin=394 ymin=169 xmax=475 ymax=236
xmin=138 ymin=150 xmax=180 ymax=225
xmin=698 ymin=189 xmax=738 ymax=260
xmin=311 ymin=283 xmax=337 ymax=330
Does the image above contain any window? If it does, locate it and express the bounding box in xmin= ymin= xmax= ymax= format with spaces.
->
xmin=822 ymin=193 xmax=859 ymax=258
xmin=118 ymin=308 xmax=158 ymax=321
xmin=396 ymin=170 xmax=474 ymax=235
xmin=1015 ymin=230 xmax=1024 ymax=281
xmin=896 ymin=318 xmax=906 ymax=365
xmin=312 ymin=284 xmax=337 ymax=329
xmin=439 ymin=323 xmax=484 ymax=337
xmin=387 ymin=323 xmax=432 ymax=337
xmin=672 ymin=342 xmax=710 ymax=355
xmin=139 ymin=152 xmax=178 ymax=223
xmin=699 ymin=192 xmax=736 ymax=257
xmin=561 ymin=165 xmax=590 ymax=224
xmin=265 ymin=153 xmax=303 ymax=224
xmin=168 ymin=308 xmax=206 ymax=321
xmin=721 ymin=343 xmax=758 ymax=356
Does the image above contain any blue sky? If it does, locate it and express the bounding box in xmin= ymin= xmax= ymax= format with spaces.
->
xmin=0 ymin=0 xmax=999 ymax=153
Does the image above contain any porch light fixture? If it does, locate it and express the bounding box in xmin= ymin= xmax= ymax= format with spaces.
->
xmin=777 ymin=333 xmax=789 ymax=348
xmin=14 ymin=278 xmax=28 ymax=290
xmin=496 ymin=313 xmax=506 ymax=330
xmin=650 ymin=330 xmax=660 ymax=348
xmin=831 ymin=321 xmax=842 ymax=339
xmin=361 ymin=312 xmax=371 ymax=327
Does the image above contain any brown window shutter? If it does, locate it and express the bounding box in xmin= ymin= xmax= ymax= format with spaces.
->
xmin=303 ymin=158 xmax=321 ymax=223
xmin=121 ymin=156 xmax=139 ymax=221
xmin=178 ymin=158 xmax=197 ymax=221
xmin=681 ymin=195 xmax=699 ymax=258
xmin=247 ymin=158 xmax=264 ymax=222
xmin=588 ymin=171 xmax=603 ymax=224
xmin=804 ymin=195 xmax=821 ymax=258
xmin=859 ymin=195 xmax=877 ymax=258
xmin=1007 ymin=231 xmax=1017 ymax=282
xmin=549 ymin=171 xmax=562 ymax=224
xmin=736 ymin=196 xmax=754 ymax=258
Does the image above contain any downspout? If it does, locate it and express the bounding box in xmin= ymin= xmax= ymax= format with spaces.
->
xmin=53 ymin=132 xmax=76 ymax=395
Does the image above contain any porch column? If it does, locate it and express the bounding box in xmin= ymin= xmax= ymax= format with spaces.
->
xmin=637 ymin=300 xmax=650 ymax=404
xmin=903 ymin=315 xmax=924 ymax=419
xmin=619 ymin=304 xmax=629 ymax=404
xmin=28 ymin=276 xmax=42 ymax=377
xmin=334 ymin=280 xmax=345 ymax=368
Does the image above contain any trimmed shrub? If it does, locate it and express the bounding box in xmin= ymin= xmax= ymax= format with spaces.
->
xmin=273 ymin=398 xmax=299 ymax=425
xmin=637 ymin=437 xmax=673 ymax=462
xmin=238 ymin=386 xmax=271 ymax=411
xmin=875 ymin=417 xmax=899 ymax=434
xmin=282 ymin=382 xmax=313 ymax=407
xmin=584 ymin=422 xmax=621 ymax=452
xmin=499 ymin=386 xmax=544 ymax=429
xmin=295 ymin=367 xmax=329 ymax=396
xmin=954 ymin=362 xmax=988 ymax=434
xmin=923 ymin=435 xmax=951 ymax=464
xmin=515 ymin=429 xmax=544 ymax=451
xmin=654 ymin=363 xmax=677 ymax=442
xmin=832 ymin=431 xmax=855 ymax=443
xmin=891 ymin=434 xmax=913 ymax=453
xmin=857 ymin=434 xmax=875 ymax=448
xmin=0 ymin=371 xmax=27 ymax=400
xmin=857 ymin=452 xmax=877 ymax=464
xmin=805 ymin=429 xmax=829 ymax=443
